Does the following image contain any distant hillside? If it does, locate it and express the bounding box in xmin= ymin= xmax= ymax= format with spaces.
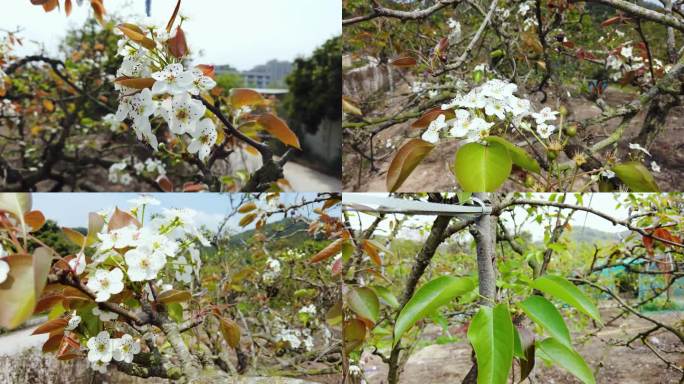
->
xmin=226 ymin=217 xmax=314 ymax=246
xmin=562 ymin=227 xmax=630 ymax=244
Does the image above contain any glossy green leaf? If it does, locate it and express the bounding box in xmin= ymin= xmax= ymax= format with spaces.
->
xmin=394 ymin=276 xmax=474 ymax=344
xmin=531 ymin=275 xmax=601 ymax=323
xmin=371 ymin=285 xmax=400 ymax=308
xmin=484 ymin=136 xmax=540 ymax=173
xmin=612 ymin=162 xmax=660 ymax=192
xmin=537 ymin=338 xmax=596 ymax=384
xmin=467 ymin=304 xmax=514 ymax=384
xmin=515 ymin=326 xmax=535 ymax=383
xmin=454 ymin=141 xmax=512 ymax=192
xmin=0 ymin=248 xmax=52 ymax=330
xmin=346 ymin=287 xmax=380 ymax=324
xmin=519 ymin=295 xmax=572 ymax=347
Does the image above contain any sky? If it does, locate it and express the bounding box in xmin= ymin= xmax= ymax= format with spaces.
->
xmin=344 ymin=193 xmax=633 ymax=242
xmin=3 ymin=0 xmax=342 ymax=71
xmin=32 ymin=192 xmax=331 ymax=234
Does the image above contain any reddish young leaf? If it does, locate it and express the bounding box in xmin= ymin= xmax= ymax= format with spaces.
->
xmin=361 ymin=240 xmax=382 ymax=266
xmin=107 ymin=207 xmax=141 ymax=232
xmin=386 ymin=139 xmax=435 ymax=192
xmin=114 ymin=76 xmax=156 ymax=90
xmin=156 ymin=175 xmax=174 ymax=192
xmin=32 ymin=318 xmax=69 ymax=335
xmin=310 ymin=238 xmax=344 ymax=263
xmin=411 ymin=107 xmax=455 ymax=129
xmin=390 ymin=56 xmax=417 ymax=68
xmin=195 ymin=64 xmax=216 ymax=79
xmin=167 ymin=27 xmax=188 ymax=58
xmin=42 ymin=333 xmax=64 ymax=353
xmin=24 ymin=210 xmax=46 ymax=232
xmin=64 ymin=0 xmax=72 ymax=16
xmin=90 ymin=0 xmax=106 ymax=26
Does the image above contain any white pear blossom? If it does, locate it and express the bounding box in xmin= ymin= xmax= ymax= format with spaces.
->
xmin=128 ymin=194 xmax=160 ymax=207
xmin=125 ymin=247 xmax=166 ymax=282
xmin=651 ymin=161 xmax=661 ymax=173
xmin=170 ymin=93 xmax=206 ymax=135
xmin=0 ymin=259 xmax=9 ymax=284
xmin=421 ymin=114 xmax=447 ymax=143
xmin=92 ymin=306 xmax=119 ymax=322
xmin=87 ymin=331 xmax=114 ymax=362
xmin=531 ymin=107 xmax=558 ymax=125
xmin=98 ymin=226 xmax=138 ymax=250
xmin=108 ymin=162 xmax=132 ymax=185
xmin=65 ymin=315 xmax=81 ymax=331
xmin=151 ymin=63 xmax=194 ymax=95
xmin=299 ymin=304 xmax=317 ymax=316
xmin=112 ymin=334 xmax=141 ymax=363
xmin=68 ymin=252 xmax=87 ymax=276
xmin=91 ymin=360 xmax=108 ymax=373
xmin=628 ymin=143 xmax=651 ymax=157
xmin=174 ymin=256 xmax=193 ymax=283
xmin=187 ymin=118 xmax=217 ymax=161
xmin=600 ymin=169 xmax=616 ymax=179
xmin=87 ymin=268 xmax=124 ymax=302
xmin=536 ymin=123 xmax=556 ymax=139
xmin=188 ymin=68 xmax=217 ymax=95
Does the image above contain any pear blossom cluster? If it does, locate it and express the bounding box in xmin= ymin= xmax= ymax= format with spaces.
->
xmin=111 ymin=23 xmax=218 ymax=161
xmin=108 ymin=157 xmax=167 ymax=186
xmin=275 ymin=327 xmax=315 ymax=351
xmin=421 ymin=78 xmax=558 ymax=144
xmin=74 ymin=197 xmax=206 ymax=304
xmin=87 ymin=331 xmax=141 ymax=373
xmin=606 ymin=44 xmax=666 ymax=82
xmin=262 ymin=257 xmax=282 ymax=284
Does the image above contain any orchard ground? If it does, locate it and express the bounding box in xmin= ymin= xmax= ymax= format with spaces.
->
xmin=357 ymin=306 xmax=684 ymax=384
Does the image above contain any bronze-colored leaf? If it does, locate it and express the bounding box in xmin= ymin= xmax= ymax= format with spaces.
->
xmin=257 ymin=113 xmax=301 ymax=149
xmin=310 ymin=239 xmax=344 ymax=263
xmin=158 ymin=289 xmax=192 ymax=304
xmin=219 ymin=317 xmax=241 ymax=348
xmin=114 ymin=76 xmax=156 ymax=90
xmin=166 ymin=0 xmax=182 ymax=32
xmin=238 ymin=213 xmax=258 ymax=227
xmin=24 ymin=210 xmax=46 ymax=232
xmin=32 ymin=318 xmax=69 ymax=335
xmin=237 ymin=202 xmax=257 ymax=213
xmin=386 ymin=139 xmax=435 ymax=192
xmin=411 ymin=107 xmax=455 ymax=129
xmin=229 ymin=88 xmax=265 ymax=109
xmin=390 ymin=56 xmax=417 ymax=68
xmin=107 ymin=207 xmax=141 ymax=232
xmin=167 ymin=27 xmax=188 ymax=58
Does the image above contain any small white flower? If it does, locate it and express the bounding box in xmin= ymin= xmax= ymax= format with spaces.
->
xmin=125 ymin=247 xmax=166 ymax=282
xmin=112 ymin=334 xmax=141 ymax=363
xmin=620 ymin=45 xmax=633 ymax=58
xmin=466 ymin=118 xmax=494 ymax=143
xmin=65 ymin=315 xmax=81 ymax=331
xmin=87 ymin=331 xmax=114 ymax=362
xmin=421 ymin=114 xmax=447 ymax=143
xmin=188 ymin=68 xmax=217 ymax=95
xmin=531 ymin=107 xmax=558 ymax=125
xmin=151 ymin=64 xmax=194 ymax=95
xmin=68 ymin=252 xmax=87 ymax=276
xmin=92 ymin=306 xmax=119 ymax=322
xmin=91 ymin=359 xmax=108 ymax=373
xmin=170 ymin=93 xmax=206 ymax=135
xmin=187 ymin=118 xmax=217 ymax=161
xmin=128 ymin=194 xmax=160 ymax=207
xmin=600 ymin=169 xmax=616 ymax=179
xmin=628 ymin=143 xmax=651 ymax=157
xmin=536 ymin=123 xmax=556 ymax=139
xmin=484 ymin=99 xmax=507 ymax=120
xmin=0 ymin=259 xmax=9 ymax=284
xmin=174 ymin=256 xmax=193 ymax=284
xmin=86 ymin=268 xmax=124 ymax=302
xmin=299 ymin=304 xmax=317 ymax=316
xmin=651 ymin=161 xmax=661 ymax=173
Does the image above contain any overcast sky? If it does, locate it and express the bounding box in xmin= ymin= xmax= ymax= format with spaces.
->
xmin=3 ymin=0 xmax=341 ymax=71
xmin=344 ymin=193 xmax=633 ymax=242
xmin=33 ymin=192 xmax=330 ymax=234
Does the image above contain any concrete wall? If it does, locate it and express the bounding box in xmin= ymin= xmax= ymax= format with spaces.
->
xmin=297 ymin=119 xmax=341 ymax=175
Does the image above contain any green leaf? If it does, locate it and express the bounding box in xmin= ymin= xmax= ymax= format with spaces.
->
xmin=612 ymin=162 xmax=660 ymax=192
xmin=484 ymin=136 xmax=540 ymax=173
xmin=531 ymin=275 xmax=601 ymax=323
xmin=467 ymin=304 xmax=514 ymax=384
xmin=0 ymin=248 xmax=52 ymax=330
xmin=537 ymin=338 xmax=595 ymax=384
xmin=346 ymin=287 xmax=380 ymax=324
xmin=454 ymin=141 xmax=512 ymax=192
xmin=0 ymin=193 xmax=32 ymax=236
xmin=394 ymin=276 xmax=474 ymax=344
xmin=371 ymin=285 xmax=400 ymax=309
xmin=519 ymin=295 xmax=572 ymax=347
xmin=387 ymin=139 xmax=435 ymax=192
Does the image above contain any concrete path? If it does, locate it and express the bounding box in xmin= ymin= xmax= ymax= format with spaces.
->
xmin=283 ymin=162 xmax=341 ymax=192
xmin=0 ymin=325 xmax=47 ymax=356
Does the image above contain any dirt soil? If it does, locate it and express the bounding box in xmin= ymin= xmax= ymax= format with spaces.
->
xmin=359 ymin=308 xmax=684 ymax=384
xmin=342 ymin=83 xmax=684 ymax=192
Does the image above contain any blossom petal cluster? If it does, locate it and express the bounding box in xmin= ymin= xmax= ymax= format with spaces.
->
xmin=87 ymin=331 xmax=141 ymax=371
xmin=422 ymin=79 xmax=557 ymax=144
xmin=111 ymin=23 xmax=217 ymax=161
